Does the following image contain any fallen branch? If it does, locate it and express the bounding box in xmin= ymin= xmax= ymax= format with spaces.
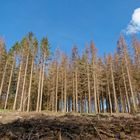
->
xmin=99 ymin=129 xmax=114 ymax=138
xmin=93 ymin=126 xmax=103 ymax=140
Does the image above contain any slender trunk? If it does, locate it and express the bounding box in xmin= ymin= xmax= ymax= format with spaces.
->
xmin=13 ymin=54 xmax=23 ymax=110
xmin=39 ymin=55 xmax=45 ymax=112
xmin=55 ymin=63 xmax=58 ymax=112
xmin=101 ymin=91 xmax=104 ymax=113
xmin=80 ymin=96 xmax=83 ymax=113
xmin=52 ymin=75 xmax=55 ymax=111
xmin=36 ymin=62 xmax=42 ymax=112
xmin=106 ymin=98 xmax=109 ymax=112
xmin=19 ymin=53 xmax=29 ymax=111
xmin=84 ymin=92 xmax=88 ymax=113
xmin=64 ymin=67 xmax=67 ymax=112
xmin=121 ymin=65 xmax=131 ymax=113
xmin=93 ymin=65 xmax=98 ymax=114
xmin=75 ymin=67 xmax=78 ymax=112
xmin=61 ymin=72 xmax=64 ymax=112
xmin=107 ymin=78 xmax=112 ymax=114
xmin=23 ymin=89 xmax=27 ymax=111
xmin=97 ymin=91 xmax=100 ymax=113
xmin=4 ymin=60 xmax=14 ymax=109
xmin=72 ymin=73 xmax=75 ymax=112
xmin=110 ymin=62 xmax=118 ymax=113
xmin=27 ymin=57 xmax=34 ymax=112
xmin=124 ymin=54 xmax=137 ymax=112
xmin=119 ymin=84 xmax=124 ymax=113
xmin=0 ymin=59 xmax=8 ymax=97
xmin=87 ymin=62 xmax=91 ymax=113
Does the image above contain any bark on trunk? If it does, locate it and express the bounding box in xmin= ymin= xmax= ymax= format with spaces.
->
xmin=27 ymin=57 xmax=34 ymax=112
xmin=121 ymin=65 xmax=131 ymax=113
xmin=87 ymin=62 xmax=91 ymax=113
xmin=19 ymin=53 xmax=29 ymax=111
xmin=36 ymin=60 xmax=42 ymax=112
xmin=13 ymin=54 xmax=23 ymax=110
xmin=4 ymin=60 xmax=14 ymax=109
xmin=64 ymin=67 xmax=67 ymax=112
xmin=55 ymin=63 xmax=58 ymax=112
xmin=110 ymin=62 xmax=118 ymax=113
xmin=39 ymin=55 xmax=45 ymax=112
xmin=124 ymin=54 xmax=137 ymax=112
xmin=75 ymin=67 xmax=78 ymax=112
xmin=0 ymin=59 xmax=8 ymax=97
xmin=107 ymin=78 xmax=112 ymax=114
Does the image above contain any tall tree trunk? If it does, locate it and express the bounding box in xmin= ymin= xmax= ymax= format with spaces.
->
xmin=27 ymin=57 xmax=34 ymax=112
xmin=93 ymin=67 xmax=98 ymax=114
xmin=23 ymin=89 xmax=27 ymax=111
xmin=52 ymin=75 xmax=55 ymax=111
xmin=39 ymin=55 xmax=45 ymax=112
xmin=64 ymin=67 xmax=67 ymax=112
xmin=107 ymin=78 xmax=112 ymax=114
xmin=36 ymin=62 xmax=42 ymax=112
xmin=4 ymin=60 xmax=14 ymax=109
xmin=124 ymin=54 xmax=137 ymax=112
xmin=72 ymin=73 xmax=75 ymax=112
xmin=110 ymin=62 xmax=118 ymax=113
xmin=121 ymin=65 xmax=131 ymax=113
xmin=101 ymin=91 xmax=104 ymax=113
xmin=0 ymin=59 xmax=8 ymax=97
xmin=19 ymin=53 xmax=29 ymax=111
xmin=75 ymin=67 xmax=78 ymax=112
xmin=87 ymin=62 xmax=91 ymax=113
xmin=13 ymin=54 xmax=23 ymax=110
xmin=96 ymin=84 xmax=100 ymax=113
xmin=55 ymin=63 xmax=58 ymax=112
xmin=119 ymin=84 xmax=124 ymax=113
xmin=61 ymin=72 xmax=64 ymax=112
xmin=97 ymin=92 xmax=100 ymax=114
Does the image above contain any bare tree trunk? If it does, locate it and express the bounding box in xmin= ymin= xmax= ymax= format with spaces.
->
xmin=107 ymin=78 xmax=112 ymax=114
xmin=101 ymin=91 xmax=104 ymax=113
xmin=39 ymin=55 xmax=45 ymax=112
xmin=52 ymin=75 xmax=55 ymax=112
xmin=4 ymin=60 xmax=14 ymax=109
xmin=27 ymin=57 xmax=34 ymax=112
xmin=87 ymin=62 xmax=91 ymax=113
xmin=0 ymin=59 xmax=8 ymax=97
xmin=55 ymin=63 xmax=58 ymax=112
xmin=119 ymin=84 xmax=124 ymax=113
xmin=61 ymin=72 xmax=64 ymax=112
xmin=23 ymin=89 xmax=27 ymax=111
xmin=93 ymin=68 xmax=98 ymax=114
xmin=97 ymin=92 xmax=100 ymax=114
xmin=75 ymin=67 xmax=78 ymax=112
xmin=13 ymin=54 xmax=23 ymax=110
xmin=72 ymin=73 xmax=75 ymax=112
xmin=124 ymin=55 xmax=137 ymax=112
xmin=122 ymin=65 xmax=131 ymax=113
xmin=95 ymin=84 xmax=100 ymax=113
xmin=19 ymin=53 xmax=29 ymax=111
xmin=110 ymin=62 xmax=118 ymax=113
xmin=36 ymin=62 xmax=42 ymax=112
xmin=64 ymin=67 xmax=67 ymax=112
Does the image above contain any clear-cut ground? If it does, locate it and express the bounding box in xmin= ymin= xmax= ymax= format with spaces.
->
xmin=0 ymin=112 xmax=140 ymax=140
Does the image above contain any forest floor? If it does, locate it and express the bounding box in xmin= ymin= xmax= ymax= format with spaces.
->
xmin=0 ymin=111 xmax=140 ymax=140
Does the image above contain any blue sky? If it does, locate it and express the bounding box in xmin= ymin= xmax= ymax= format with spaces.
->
xmin=0 ymin=0 xmax=140 ymax=56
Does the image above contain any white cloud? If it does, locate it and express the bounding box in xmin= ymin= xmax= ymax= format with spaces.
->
xmin=126 ymin=8 xmax=140 ymax=34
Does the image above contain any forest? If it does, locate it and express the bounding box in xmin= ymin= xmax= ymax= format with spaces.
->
xmin=0 ymin=32 xmax=140 ymax=114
